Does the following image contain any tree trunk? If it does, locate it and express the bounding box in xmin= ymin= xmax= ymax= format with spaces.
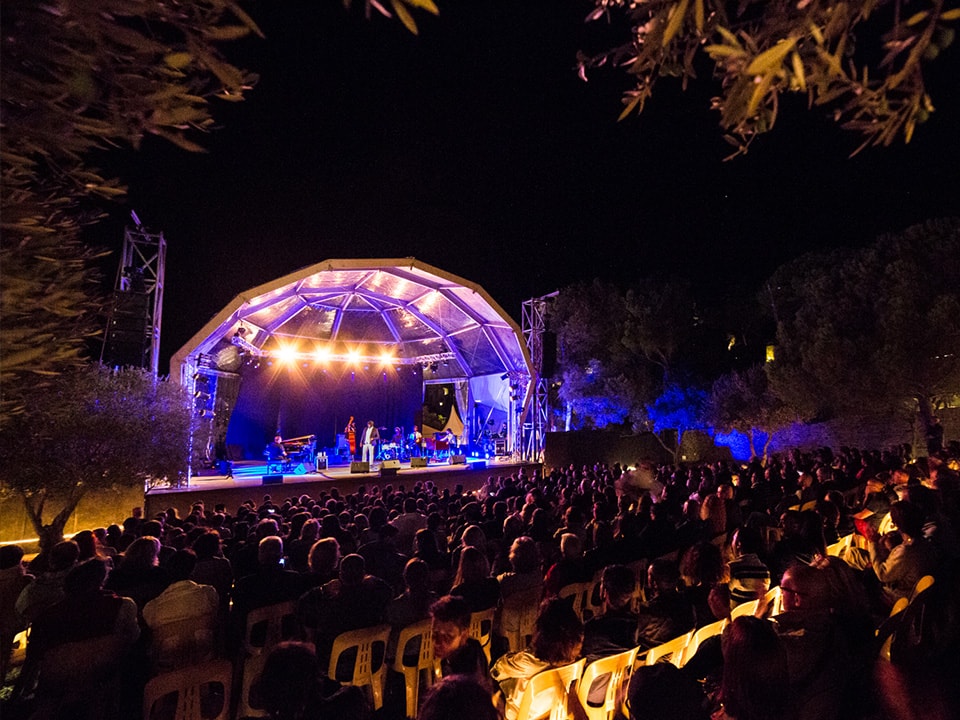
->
xmin=748 ymin=431 xmax=758 ymax=461
xmin=762 ymin=432 xmax=774 ymax=464
xmin=21 ymin=487 xmax=86 ymax=551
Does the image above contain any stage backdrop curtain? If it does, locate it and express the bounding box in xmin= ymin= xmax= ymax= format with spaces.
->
xmin=225 ymin=363 xmax=424 ymax=459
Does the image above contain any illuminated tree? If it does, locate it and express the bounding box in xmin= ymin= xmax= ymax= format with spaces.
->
xmin=580 ymin=0 xmax=960 ymax=155
xmin=704 ymin=364 xmax=798 ymax=460
xmin=0 ymin=365 xmax=193 ymax=550
xmin=645 ymin=382 xmax=708 ymax=461
xmin=765 ymin=218 xmax=960 ymax=436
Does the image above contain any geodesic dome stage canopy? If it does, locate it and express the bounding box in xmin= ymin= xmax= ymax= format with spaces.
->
xmin=171 ymin=259 xmax=533 ymax=457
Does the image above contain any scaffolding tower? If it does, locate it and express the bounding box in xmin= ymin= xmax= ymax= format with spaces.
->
xmin=100 ymin=219 xmax=166 ymax=374
xmin=521 ymin=291 xmax=557 ymax=462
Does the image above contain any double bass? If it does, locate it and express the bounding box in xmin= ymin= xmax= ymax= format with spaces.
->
xmin=344 ymin=416 xmax=356 ymax=456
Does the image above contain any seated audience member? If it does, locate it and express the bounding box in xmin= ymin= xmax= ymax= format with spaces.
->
xmin=287 ymin=518 xmax=321 ymax=574
xmin=233 ymin=536 xmax=308 ymax=631
xmin=773 ymin=563 xmax=861 ymax=720
xmin=680 ymin=542 xmax=726 ymax=628
xmin=1 ymin=545 xmax=33 ymax=679
xmin=419 ymin=675 xmax=499 ymax=720
xmin=496 ymin=536 xmax=543 ymax=602
xmin=257 ymin=641 xmax=369 ymax=720
xmin=358 ymin=522 xmax=407 ymax=594
xmin=104 ymin=535 xmax=170 ymax=610
xmin=543 ymin=533 xmax=591 ymax=598
xmin=449 ymin=545 xmax=501 ymax=612
xmin=297 ymin=553 xmax=393 ymax=668
xmin=626 ymin=663 xmax=709 ymax=720
xmin=866 ymin=500 xmax=938 ymax=603
xmin=15 ymin=540 xmax=79 ymax=625
xmin=636 ymin=558 xmax=696 ymax=650
xmin=431 ymin=595 xmax=489 ymax=681
xmin=716 ymin=616 xmax=790 ymax=720
xmin=142 ymin=549 xmax=219 ymax=669
xmin=190 ymin=530 xmax=232 ymax=612
xmin=387 ymin=558 xmax=437 ymax=631
xmin=582 ymin=564 xmax=638 ymax=657
xmin=26 ymin=558 xmax=140 ymax=663
xmin=491 ymin=598 xmax=585 ymax=720
xmin=305 ymin=537 xmax=341 ymax=588
xmin=391 ymin=497 xmax=429 ymax=556
xmin=727 ymin=526 xmax=771 ymax=609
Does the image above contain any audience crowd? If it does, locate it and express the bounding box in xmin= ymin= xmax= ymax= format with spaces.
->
xmin=2 ymin=441 xmax=959 ymax=720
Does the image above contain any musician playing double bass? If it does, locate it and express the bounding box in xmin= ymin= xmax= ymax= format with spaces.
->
xmin=344 ymin=416 xmax=356 ymax=457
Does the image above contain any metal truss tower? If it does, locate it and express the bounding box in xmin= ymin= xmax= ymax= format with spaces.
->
xmin=521 ymin=292 xmax=557 ymax=462
xmin=100 ymin=218 xmax=166 ymax=374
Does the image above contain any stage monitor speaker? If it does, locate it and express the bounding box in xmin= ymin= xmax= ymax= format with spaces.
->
xmin=350 ymin=461 xmax=370 ymax=474
xmin=410 ymin=457 xmax=428 ymax=468
xmin=450 ymin=454 xmax=467 ymax=464
xmin=468 ymin=459 xmax=487 ymax=470
xmin=380 ymin=459 xmax=401 ymax=477
xmin=293 ymin=462 xmax=315 ymax=475
xmin=261 ymin=474 xmax=283 ymax=485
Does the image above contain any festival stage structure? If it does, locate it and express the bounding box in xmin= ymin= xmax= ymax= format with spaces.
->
xmin=171 ymin=259 xmax=536 ymax=484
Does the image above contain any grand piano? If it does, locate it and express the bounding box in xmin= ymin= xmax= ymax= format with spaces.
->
xmin=264 ymin=434 xmax=317 ymax=472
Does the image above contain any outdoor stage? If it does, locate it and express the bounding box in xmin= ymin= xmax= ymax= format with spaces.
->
xmin=144 ymin=457 xmax=541 ymax=519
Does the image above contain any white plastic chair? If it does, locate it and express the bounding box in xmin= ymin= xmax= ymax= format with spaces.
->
xmin=576 ymin=647 xmax=638 ymax=720
xmin=142 ymin=658 xmax=232 ymax=720
xmin=643 ymin=629 xmax=693 ymax=667
xmin=514 ymin=658 xmax=586 ymax=720
xmin=394 ymin=619 xmax=436 ymax=719
xmin=328 ymin=624 xmax=391 ymax=710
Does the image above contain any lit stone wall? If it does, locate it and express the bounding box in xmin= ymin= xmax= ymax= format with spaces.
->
xmin=0 ymin=483 xmax=145 ymax=553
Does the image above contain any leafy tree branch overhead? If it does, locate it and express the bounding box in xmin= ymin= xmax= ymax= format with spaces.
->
xmin=580 ymin=0 xmax=960 ymax=155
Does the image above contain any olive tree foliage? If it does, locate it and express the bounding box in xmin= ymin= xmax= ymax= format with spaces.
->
xmin=0 ymin=365 xmax=194 ymax=550
xmin=580 ymin=0 xmax=960 ymax=156
xmin=644 ymin=382 xmax=708 ymax=461
xmin=551 ymin=277 xmax=702 ymax=432
xmin=550 ymin=280 xmax=658 ymax=430
xmin=623 ymin=277 xmax=699 ymax=385
xmin=764 ymin=218 xmax=960 ymax=434
xmin=704 ymin=364 xmax=799 ymax=460
xmin=0 ymin=0 xmax=263 ymax=419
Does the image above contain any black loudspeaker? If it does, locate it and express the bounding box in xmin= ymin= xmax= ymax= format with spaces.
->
xmin=380 ymin=459 xmax=401 ymax=477
xmin=540 ymin=331 xmax=557 ymax=377
xmin=411 ymin=457 xmax=428 ymax=468
xmin=261 ymin=474 xmax=283 ymax=485
xmin=350 ymin=461 xmax=370 ymax=473
xmin=450 ymin=454 xmax=467 ymax=464
xmin=468 ymin=459 xmax=487 ymax=470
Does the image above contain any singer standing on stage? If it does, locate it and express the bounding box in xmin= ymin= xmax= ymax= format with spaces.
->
xmin=361 ymin=420 xmax=380 ymax=466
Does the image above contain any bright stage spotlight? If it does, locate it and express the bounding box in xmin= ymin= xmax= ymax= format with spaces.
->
xmin=347 ymin=348 xmax=361 ymax=363
xmin=313 ymin=346 xmax=331 ymax=363
xmin=276 ymin=345 xmax=298 ymax=364
xmin=379 ymin=349 xmax=395 ymax=365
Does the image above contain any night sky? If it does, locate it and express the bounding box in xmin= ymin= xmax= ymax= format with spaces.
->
xmin=92 ymin=0 xmax=960 ymax=373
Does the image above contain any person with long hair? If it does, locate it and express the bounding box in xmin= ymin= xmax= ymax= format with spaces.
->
xmin=490 ymin=598 xmax=584 ymax=720
xmin=449 ymin=545 xmax=500 ymax=612
xmin=715 ymin=616 xmax=791 ymax=720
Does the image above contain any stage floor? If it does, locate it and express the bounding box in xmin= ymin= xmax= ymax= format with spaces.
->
xmin=144 ymin=457 xmax=539 ymax=518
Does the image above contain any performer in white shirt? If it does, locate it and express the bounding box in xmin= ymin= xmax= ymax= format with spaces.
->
xmin=361 ymin=420 xmax=380 ymax=466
